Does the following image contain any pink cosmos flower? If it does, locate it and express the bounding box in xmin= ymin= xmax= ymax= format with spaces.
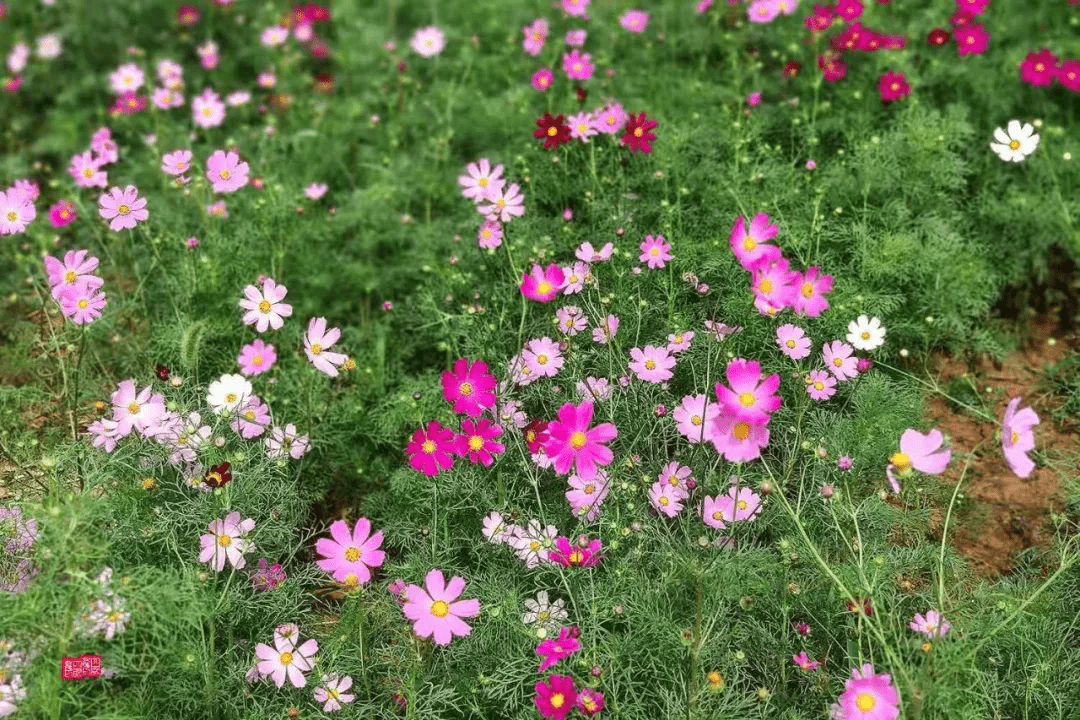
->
xmin=639 ymin=234 xmax=672 ymax=269
xmin=108 ymin=63 xmax=144 ymax=94
xmin=48 ymin=199 xmax=77 ymax=228
xmin=822 ymin=340 xmax=858 ymax=381
xmin=442 ymin=358 xmax=497 ymax=416
xmin=818 ymin=52 xmax=847 ymax=82
xmin=829 ymin=664 xmax=900 ymax=720
xmin=0 ymin=187 xmax=34 ymax=235
xmin=44 ymin=249 xmax=102 ymax=300
xmin=192 ymin=89 xmax=226 ymax=128
xmin=591 ymin=103 xmax=628 ymax=135
xmin=406 ymin=421 xmax=456 ymax=476
xmin=454 ymin=418 xmax=505 ymax=466
xmin=954 ymin=23 xmax=989 ymax=56
xmin=458 ymin=158 xmax=506 ymax=202
xmin=69 ymin=151 xmax=107 ymax=188
xmin=478 ymin=220 xmax=503 ymax=249
xmin=556 ymin=307 xmax=588 ymax=336
xmin=792 ymin=267 xmax=833 ymax=317
xmin=543 ymin=401 xmax=617 ymax=480
xmin=568 ymin=112 xmax=597 ymax=141
xmin=575 ymin=376 xmax=612 ymax=402
xmin=710 ymin=414 xmax=769 ymax=463
xmin=98 ymin=186 xmax=147 ymax=231
xmin=255 ymin=634 xmax=318 ymax=688
xmin=110 ymin=380 xmax=166 ymax=436
xmin=628 ymin=345 xmax=676 ymax=383
xmin=649 ymin=482 xmax=685 ymax=517
xmin=13 ymin=178 xmax=37 ymax=202
xmin=315 ymin=518 xmax=386 ymax=586
xmin=150 ymin=86 xmax=184 ymax=109
xmin=410 ymin=26 xmax=446 ymax=57
xmin=161 ymin=150 xmax=192 ymax=176
xmin=562 ymin=50 xmax=594 ymax=81
xmin=716 ymin=358 xmax=781 ymax=423
xmin=548 ymin=535 xmax=602 ymax=567
xmin=239 ymin=279 xmax=292 ymax=332
xmin=265 ymin=423 xmax=310 ymax=460
xmin=198 ymin=511 xmax=255 ymax=572
xmin=577 ymin=688 xmax=605 ymax=717
xmin=886 ymin=428 xmax=951 ymax=493
xmin=536 ymin=674 xmax=577 ymax=720
xmin=752 ymin=258 xmax=798 ymax=315
xmin=305 ymin=183 xmax=328 ymax=201
xmin=304 ymin=317 xmax=347 ymax=377
xmin=793 ymin=651 xmax=821 ymax=671
xmin=667 ymin=330 xmax=694 ymax=353
xmin=1020 ymin=48 xmax=1058 ymax=86
xmin=807 ymin=369 xmax=837 ymax=401
xmin=566 ymin=29 xmax=587 ymax=46
xmin=402 ymin=568 xmax=480 ymax=645
xmin=878 ymin=71 xmax=911 ymax=101
xmin=59 ymin=282 xmax=107 ymax=325
xmin=313 ymin=673 xmax=355 ymax=712
xmin=537 ymin=627 xmax=581 ymax=672
xmin=619 ymin=9 xmax=649 ymax=32
xmin=565 ymin=471 xmax=610 ymax=522
xmin=674 ymin=394 xmax=719 ymax=444
xmin=524 ymin=337 xmax=565 ymax=378
xmin=777 ymin=324 xmax=811 ymax=359
xmin=748 ymin=0 xmax=781 ymax=23
xmin=207 ymin=200 xmax=228 ymax=218
xmin=909 ymin=610 xmax=950 ymax=639
xmin=560 ymin=262 xmax=589 ymax=295
xmin=562 ymin=0 xmax=589 ymax=16
xmin=576 ymin=241 xmax=613 ymax=263
xmin=477 ymin=183 xmax=525 ymax=223
xmin=1002 ymin=396 xmax=1038 ymax=478
xmin=206 ymin=149 xmax=249 ymax=193
xmin=521 ymin=264 xmax=565 ymax=303
xmin=729 ymin=213 xmax=781 ymax=270
xmin=238 ymin=339 xmax=277 ymax=376
xmin=261 ymin=25 xmax=289 ymax=46
xmin=523 ymin=19 xmax=549 ymax=56
xmin=230 ymin=397 xmax=271 ymax=439
xmin=532 ymin=68 xmax=554 ymax=91
xmin=701 ymin=494 xmax=731 ymax=530
xmin=724 ymin=485 xmax=762 ymax=522
xmin=591 ymin=314 xmax=619 ymax=343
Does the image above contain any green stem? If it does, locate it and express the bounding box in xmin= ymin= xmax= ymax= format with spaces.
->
xmin=937 ymin=459 xmax=970 ymax=610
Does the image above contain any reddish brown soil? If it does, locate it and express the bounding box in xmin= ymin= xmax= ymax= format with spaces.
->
xmin=926 ymin=314 xmax=1078 ymax=577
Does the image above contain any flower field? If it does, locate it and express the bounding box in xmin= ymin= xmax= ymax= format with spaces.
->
xmin=1 ymin=0 xmax=1080 ymax=718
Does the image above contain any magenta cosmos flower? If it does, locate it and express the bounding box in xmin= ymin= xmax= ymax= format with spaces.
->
xmin=1020 ymin=49 xmax=1059 ymax=86
xmin=406 ymin=420 xmax=456 ymax=476
xmin=729 ymin=213 xmax=781 ymax=270
xmin=639 ymin=234 xmax=672 ymax=269
xmin=441 ymin=358 xmax=497 ymax=416
xmin=715 ymin=358 xmax=781 ymax=423
xmin=48 ymin=199 xmax=77 ymax=228
xmin=537 ymin=626 xmax=581 ymax=672
xmin=776 ymin=324 xmax=811 ymax=360
xmin=752 ymin=257 xmax=798 ymax=315
xmin=206 ymin=149 xmax=250 ymax=193
xmin=909 ymin=610 xmax=950 ymax=639
xmin=619 ymin=9 xmax=649 ymax=32
xmin=198 ymin=511 xmax=255 ymax=572
xmin=314 ymin=518 xmax=386 ymax=587
xmin=454 ymin=418 xmax=505 ymax=466
xmin=402 ymin=568 xmax=480 ymax=646
xmin=548 ymin=536 xmax=602 ymax=567
xmin=877 ymin=71 xmax=911 ymax=102
xmin=536 ymin=674 xmax=577 ymax=720
xmin=239 ymin=278 xmax=292 ymax=332
xmin=793 ymin=267 xmax=833 ymax=317
xmin=238 ymin=339 xmax=277 ymax=376
xmin=562 ymin=50 xmax=594 ymax=81
xmin=304 ymin=317 xmax=348 ymax=377
xmin=886 ymin=428 xmax=951 ymax=493
xmin=829 ymin=663 xmax=900 ymax=720
xmin=710 ymin=414 xmax=769 ymax=463
xmin=458 ymin=158 xmax=505 ymax=202
xmin=543 ymin=401 xmax=618 ymax=480
xmin=629 ymin=345 xmax=676 ymax=383
xmin=521 ymin=263 xmax=566 ymax=303
xmin=793 ymin=651 xmax=822 ymax=671
xmin=98 ymin=186 xmax=148 ymax=231
xmin=1002 ymin=396 xmax=1039 ymax=478
xmin=255 ymin=634 xmax=319 ymax=688
xmin=532 ymin=67 xmax=554 ymax=91
xmin=954 ymin=23 xmax=989 ymax=56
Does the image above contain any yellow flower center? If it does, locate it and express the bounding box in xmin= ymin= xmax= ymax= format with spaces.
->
xmin=861 ymin=331 xmax=870 ymax=340
xmin=814 ymin=382 xmax=824 ymax=391
xmin=1035 ymin=62 xmax=1043 ymax=71
xmin=458 ymin=382 xmax=473 ymax=396
xmin=645 ymin=359 xmax=656 ymax=370
xmin=252 ymin=355 xmax=264 ymax=366
xmin=469 ymin=435 xmax=483 ymax=451
xmin=310 ymin=343 xmax=322 ymax=355
xmin=343 ymin=574 xmax=358 ymax=587
xmin=759 ymin=279 xmax=774 ymax=293
xmin=78 ymin=299 xmax=89 ymax=309
xmin=537 ymin=354 xmax=549 ymax=365
xmin=891 ymin=451 xmax=911 ymax=469
xmin=431 ymin=600 xmax=449 ymax=617
xmin=691 ymin=415 xmax=702 ymax=426
xmin=117 ymin=204 xmax=130 ymax=215
xmin=743 ymin=236 xmax=756 ymax=251
xmin=737 ymin=500 xmax=747 ymax=510
xmin=568 ymin=550 xmax=583 ymax=564
xmin=570 ymin=431 xmax=587 ymax=449
xmin=82 ymin=167 xmax=94 ymax=178
xmin=218 ymin=534 xmax=232 ymax=546
xmin=219 ymin=169 xmax=231 ymax=180
xmin=577 ymin=123 xmax=587 ymax=133
xmin=202 ymin=107 xmax=212 ymax=117
xmin=550 ymin=693 xmax=565 ymax=709
xmin=833 ymin=357 xmax=843 ymax=367
xmin=634 ymin=127 xmax=643 ymax=137
xmin=573 ymin=63 xmax=582 ymax=72
xmin=225 ymin=393 xmax=237 ymax=403
xmin=547 ymin=126 xmax=558 ymax=137
xmin=581 ymin=696 xmax=597 ymax=711
xmin=733 ymin=422 xmax=751 ymax=440
xmin=650 ymin=247 xmax=660 ymax=257
xmin=536 ymin=281 xmax=552 ymax=295
xmin=481 ymin=229 xmax=491 ymax=239
xmin=738 ymin=392 xmax=755 ymax=407
xmin=786 ymin=339 xmax=796 ymax=348
xmin=801 ymin=282 xmax=814 ymax=298
xmin=582 ymin=483 xmax=595 ymax=494
xmin=712 ymin=511 xmax=723 ymax=521
xmin=659 ymin=495 xmax=669 ymax=506
xmin=891 ymin=83 xmax=899 ymax=91
xmin=1010 ymin=431 xmax=1018 ymax=445
xmin=64 ymin=270 xmax=77 ymax=283
xmin=328 ymin=688 xmax=339 ymax=700
xmin=279 ymin=651 xmax=293 ymax=665
xmin=206 ymin=472 xmax=222 ymax=485
xmin=108 ymin=612 xmax=120 ymax=623
xmin=421 ymin=440 xmax=436 ymax=454
xmin=496 ymin=198 xmax=506 ymax=210
xmin=344 ymin=546 xmax=361 ymax=562
xmin=855 ymin=692 xmax=876 ymax=712
xmin=925 ymin=623 xmax=936 ymax=632
xmin=128 ymin=402 xmax=141 ymax=414
xmin=1008 ymin=140 xmax=1020 ymax=150
xmin=478 ymin=177 xmax=489 ymax=187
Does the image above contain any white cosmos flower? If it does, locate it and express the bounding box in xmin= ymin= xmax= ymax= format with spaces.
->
xmin=990 ymin=120 xmax=1039 ymax=162
xmin=846 ymin=315 xmax=886 ymax=351
xmin=207 ymin=373 xmax=253 ymax=414
xmin=522 ymin=590 xmax=568 ymax=630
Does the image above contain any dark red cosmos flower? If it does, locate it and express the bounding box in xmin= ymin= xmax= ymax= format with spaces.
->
xmin=155 ymin=364 xmax=170 ymax=381
xmin=204 ymin=462 xmax=232 ymax=489
xmin=783 ymin=60 xmax=802 ymax=78
xmin=928 ymin=28 xmax=950 ymax=46
xmin=575 ymin=85 xmax=588 ymax=104
xmin=524 ymin=419 xmax=550 ymax=454
xmin=313 ymin=73 xmax=334 ymax=93
xmin=534 ymin=113 xmax=571 ymax=150
xmin=177 ymin=4 xmax=200 ymax=27
xmin=621 ymin=112 xmax=658 ymax=154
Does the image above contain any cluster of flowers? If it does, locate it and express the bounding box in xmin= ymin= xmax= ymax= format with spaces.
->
xmin=68 ymin=126 xmax=120 ymax=189
xmin=458 ymin=158 xmax=524 ymax=250
xmin=1017 ymin=47 xmax=1080 ymax=92
xmin=44 ymin=249 xmax=108 ymax=325
xmin=72 ymin=568 xmax=130 ymax=641
xmin=534 ymin=107 xmax=658 ymax=154
xmin=0 ymin=179 xmax=36 ymax=236
xmin=0 ymin=639 xmax=32 ymax=717
xmin=0 ymin=506 xmax=38 ymax=593
xmin=484 ymin=514 xmax=605 ymax=569
xmin=925 ymin=0 xmax=991 ymax=57
xmin=534 ymin=626 xmax=605 ymax=718
xmin=4 ymin=27 xmax=62 ymax=94
xmin=160 ymin=147 xmax=250 ymax=193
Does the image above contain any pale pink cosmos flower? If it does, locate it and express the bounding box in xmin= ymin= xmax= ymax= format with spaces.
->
xmin=701 ymin=494 xmax=732 ymax=530
xmin=776 ymin=324 xmax=811 ymax=360
xmin=724 ymin=485 xmax=762 ymax=522
xmin=521 ymin=264 xmax=565 ymax=303
xmin=313 ymin=673 xmax=355 ymax=713
xmin=675 ymin=394 xmax=720 ymax=444
xmin=44 ymin=249 xmax=101 ymax=300
xmin=410 ymin=26 xmax=446 ymax=57
xmin=477 ymin=183 xmax=525 ymax=223
xmin=909 ymin=610 xmax=950 ymax=639
xmin=556 ymin=306 xmax=588 ymax=336
xmin=497 ymin=400 xmax=527 ymax=429
xmin=650 ymin=482 xmax=685 ymax=517
xmin=562 ymin=50 xmax=594 ymax=81
xmin=886 ymin=428 xmax=951 ymax=493
xmin=0 ymin=187 xmax=34 ymax=236
xmin=458 ymin=158 xmax=506 ymax=202
xmin=478 ymin=220 xmax=503 ymax=249
xmin=198 ymin=511 xmax=255 ymax=572
xmin=544 ymin=401 xmax=618 ymax=481
xmin=620 ymin=10 xmax=649 ymax=32
xmin=206 ymin=200 xmax=228 ymax=218
xmin=261 ymin=25 xmax=289 ymax=46
xmin=1002 ymin=396 xmax=1039 ymax=478
xmin=568 ymin=112 xmax=597 ymax=141
xmin=748 ymin=0 xmax=781 ymax=23
xmin=304 ymin=317 xmax=348 ymax=377
xmin=639 ymin=235 xmax=672 ymax=269
xmin=657 ymin=462 xmax=692 ymax=497
xmin=225 ymin=90 xmax=251 ymax=107
xmin=90 ymin=128 xmax=118 ymax=164
xmin=806 ymin=369 xmax=836 ymax=401
xmin=562 ymin=0 xmax=590 ymax=16
xmin=13 ymin=178 xmax=38 ymax=202
xmin=108 ymin=63 xmax=144 ymax=93
xmin=576 ymin=376 xmax=612 ymax=402
xmin=266 ymin=423 xmax=310 ymax=460
xmin=729 ymin=213 xmax=781 ymax=270
xmin=305 ymin=183 xmax=328 ymax=201
xmin=88 ymin=419 xmax=121 ymax=452
xmin=524 ymin=337 xmax=564 ymax=378
xmin=157 ymin=58 xmax=183 ymax=84
xmin=192 ymin=89 xmax=226 ymax=128
xmin=239 ymin=279 xmax=292 ymax=332
xmin=822 ymin=340 xmax=858 ymax=381
xmin=482 ymin=512 xmax=510 ymax=544
xmin=206 ymin=150 xmax=249 ymax=193
xmin=592 ymin=103 xmax=628 ymax=135
xmin=231 ymin=397 xmax=272 ymax=439
xmin=98 ymin=186 xmax=148 ymax=231
xmin=561 ymin=261 xmax=589 ymax=294
xmin=522 ymin=19 xmax=549 ymax=56
xmin=402 ymin=569 xmax=480 ymax=645
xmin=7 ymin=41 xmax=29 ymax=74
xmin=59 ymin=282 xmax=107 ymax=325
xmin=69 ymin=151 xmax=107 ymax=187
xmin=566 ymin=471 xmax=611 ymax=522
xmin=667 ymin=331 xmax=694 ymax=353
xmin=576 ymin=241 xmax=613 ymax=263
xmin=591 ymin=314 xmax=619 ymax=343
xmin=715 ymin=358 xmax=781 ymax=423
xmin=151 ymin=86 xmax=184 ymax=109
xmin=255 ymin=634 xmax=318 ymax=688
xmin=629 ymin=345 xmax=676 ymax=383
xmin=110 ymin=380 xmax=166 ymax=436
xmin=566 ymin=29 xmax=587 ymax=46
xmin=161 ymin=150 xmax=192 ymax=175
